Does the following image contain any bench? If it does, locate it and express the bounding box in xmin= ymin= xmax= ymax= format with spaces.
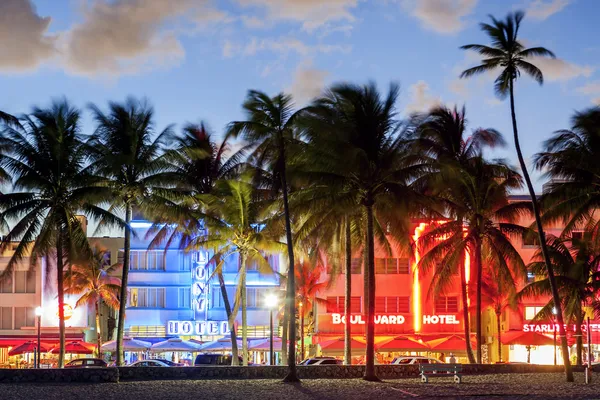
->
xmin=419 ymin=364 xmax=462 ymax=383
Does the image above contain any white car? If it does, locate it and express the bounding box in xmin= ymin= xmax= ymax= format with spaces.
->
xmin=299 ymin=357 xmax=342 ymax=366
xmin=129 ymin=360 xmax=171 ymax=367
xmin=392 ymin=356 xmax=444 ymax=365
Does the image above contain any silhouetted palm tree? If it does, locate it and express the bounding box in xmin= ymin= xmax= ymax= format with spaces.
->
xmin=187 ymin=177 xmax=284 ymax=365
xmin=65 ymin=246 xmax=121 ymax=355
xmin=0 ymin=100 xmax=119 ymax=367
xmin=459 ymin=11 xmax=572 ymax=380
xmin=227 ymin=91 xmax=303 ymax=380
xmin=89 ymin=98 xmax=177 ymax=366
xmin=519 ymin=233 xmax=600 ymax=365
xmin=536 ymin=107 xmax=600 ymax=242
xmin=418 ymin=157 xmax=527 ymax=363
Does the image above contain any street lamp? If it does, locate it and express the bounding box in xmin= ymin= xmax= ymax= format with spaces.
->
xmin=264 ymin=293 xmax=279 ymax=365
xmin=35 ymin=306 xmax=43 ymax=369
xmin=552 ymin=307 xmax=557 ymax=366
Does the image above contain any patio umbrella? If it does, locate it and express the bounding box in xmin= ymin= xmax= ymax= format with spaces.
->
xmin=151 ymin=338 xmax=202 ymax=352
xmin=320 ymin=337 xmax=367 ymax=351
xmin=378 ymin=336 xmax=431 ymax=352
xmin=197 ymin=338 xmax=246 ymax=352
xmin=101 ymin=337 xmax=152 ymax=352
xmin=50 ymin=341 xmax=95 ymax=355
xmin=8 ymin=341 xmax=53 ymax=356
xmin=501 ymin=331 xmax=555 ymax=346
xmin=248 ymin=337 xmax=283 ymax=351
xmin=427 ymin=335 xmax=476 ymax=352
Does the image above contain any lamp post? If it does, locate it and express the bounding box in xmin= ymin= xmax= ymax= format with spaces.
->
xmin=264 ymin=294 xmax=278 ymax=365
xmin=35 ymin=306 xmax=43 ymax=369
xmin=552 ymin=307 xmax=557 ymax=366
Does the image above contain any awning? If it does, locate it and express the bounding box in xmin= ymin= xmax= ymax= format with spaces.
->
xmin=427 ymin=335 xmax=476 ymax=352
xmin=501 ymin=331 xmax=554 ymax=346
xmin=378 ymin=336 xmax=430 ymax=351
xmin=0 ymin=334 xmax=84 ymax=349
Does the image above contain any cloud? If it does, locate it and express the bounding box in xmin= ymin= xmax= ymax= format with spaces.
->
xmin=403 ymin=0 xmax=478 ymax=34
xmin=576 ymin=81 xmax=600 ymax=105
xmin=0 ymin=0 xmax=56 ymax=71
xmin=222 ymin=40 xmax=241 ymax=58
xmin=234 ymin=37 xmax=351 ymax=57
xmin=235 ymin=0 xmax=358 ymax=31
xmin=287 ymin=60 xmax=329 ymax=104
xmin=530 ymin=57 xmax=594 ymax=81
xmin=526 ymin=0 xmax=572 ymax=20
xmin=405 ymin=81 xmax=442 ymax=114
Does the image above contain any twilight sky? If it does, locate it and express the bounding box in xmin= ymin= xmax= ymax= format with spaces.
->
xmin=1 ymin=0 xmax=599 ymax=192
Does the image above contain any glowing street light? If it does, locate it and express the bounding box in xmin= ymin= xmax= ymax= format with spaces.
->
xmin=35 ymin=306 xmax=43 ymax=369
xmin=264 ymin=294 xmax=279 ymax=365
xmin=552 ymin=307 xmax=558 ymax=366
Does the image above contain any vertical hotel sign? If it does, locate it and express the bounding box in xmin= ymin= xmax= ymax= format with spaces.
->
xmin=192 ymin=251 xmax=210 ymax=321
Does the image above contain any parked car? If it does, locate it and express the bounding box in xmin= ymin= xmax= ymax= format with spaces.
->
xmin=298 ymin=357 xmax=342 ymax=366
xmin=152 ymin=358 xmax=183 ymax=367
xmin=65 ymin=358 xmax=107 ymax=368
xmin=194 ymin=354 xmax=248 ymax=366
xmin=130 ymin=360 xmax=171 ymax=367
xmin=391 ymin=356 xmax=444 ymax=365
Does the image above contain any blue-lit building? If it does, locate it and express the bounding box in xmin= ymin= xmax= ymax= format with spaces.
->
xmin=117 ymin=218 xmax=283 ymax=343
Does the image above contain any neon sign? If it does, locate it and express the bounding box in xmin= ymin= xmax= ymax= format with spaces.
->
xmin=192 ymin=252 xmax=209 ymax=313
xmin=423 ymin=315 xmax=460 ymax=325
xmin=331 ymin=313 xmax=406 ymax=325
xmin=523 ymin=323 xmax=600 ymax=333
xmin=167 ymin=320 xmax=229 ymax=336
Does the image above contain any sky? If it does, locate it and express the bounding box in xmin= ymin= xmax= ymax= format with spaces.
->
xmin=1 ymin=0 xmax=599 ymax=193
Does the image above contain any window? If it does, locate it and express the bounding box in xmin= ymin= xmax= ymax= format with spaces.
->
xmin=374 ymin=297 xmax=410 ymax=313
xmin=435 ymin=296 xmax=459 ymax=313
xmin=375 ymin=258 xmax=386 ymax=274
xmin=398 ymin=297 xmax=410 ymax=313
xmin=326 ymin=296 xmax=361 ymax=313
xmin=14 ymin=307 xmax=35 ymax=329
xmin=178 ymin=288 xmax=191 ymax=309
xmin=572 ymin=231 xmax=584 ymax=241
xmin=350 ymin=258 xmax=362 ymax=274
xmin=247 ymin=288 xmax=258 ymax=308
xmin=129 ymin=251 xmax=145 ymax=270
xmin=524 ymin=306 xmax=544 ymax=320
xmin=131 ymin=288 xmax=165 ymax=308
xmin=0 ymin=307 xmax=12 ymax=330
xmin=398 ymin=258 xmax=410 ymax=274
xmin=212 ymin=288 xmax=223 ymax=308
xmin=375 ymin=258 xmax=410 ymax=274
xmin=14 ymin=271 xmax=26 ymax=293
xmin=147 ymin=251 xmax=165 ymax=271
xmin=523 ymin=234 xmax=539 ymax=247
xmin=102 ymin=252 xmax=111 ymax=268
xmin=0 ymin=272 xmax=12 ymax=293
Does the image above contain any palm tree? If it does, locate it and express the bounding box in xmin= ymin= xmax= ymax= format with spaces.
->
xmin=0 ymin=100 xmax=120 ymax=367
xmin=409 ymin=105 xmax=506 ymax=363
xmin=88 ymin=98 xmax=177 ymax=366
xmin=300 ymin=82 xmax=421 ymax=381
xmin=535 ymin=107 xmax=600 ymax=242
xmin=294 ymin=259 xmax=328 ymax=360
xmin=64 ymin=246 xmax=121 ymax=355
xmin=0 ymin=109 xmax=20 ymax=128
xmin=187 ymin=177 xmax=285 ymax=366
xmin=418 ymin=157 xmax=527 ymax=364
xmin=518 ymin=233 xmax=600 ymax=366
xmin=227 ymin=91 xmax=303 ymax=380
xmin=459 ymin=11 xmax=573 ymax=379
xmin=147 ymin=123 xmax=247 ymax=365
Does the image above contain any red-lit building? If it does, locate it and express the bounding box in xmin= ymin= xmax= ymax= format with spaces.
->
xmin=312 ymin=196 xmax=600 ymax=364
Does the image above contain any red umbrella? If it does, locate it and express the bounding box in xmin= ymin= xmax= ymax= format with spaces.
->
xmin=8 ymin=341 xmax=53 ymax=356
xmin=320 ymin=337 xmax=367 ymax=351
xmin=50 ymin=341 xmax=95 ymax=355
xmin=501 ymin=331 xmax=554 ymax=346
xmin=378 ymin=336 xmax=430 ymax=351
xmin=427 ymin=335 xmax=476 ymax=352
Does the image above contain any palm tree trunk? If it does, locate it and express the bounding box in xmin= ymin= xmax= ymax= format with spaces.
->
xmin=281 ymin=306 xmax=288 ymax=365
xmin=56 ymin=232 xmax=66 ymax=368
xmin=576 ymin=312 xmax=583 ymax=366
xmin=96 ymin=300 xmax=102 ymax=358
xmin=460 ymin=224 xmax=476 ymax=363
xmin=509 ymin=79 xmax=573 ymax=381
xmin=496 ymin=311 xmax=502 ymax=362
xmin=241 ymin=253 xmax=248 ymax=366
xmin=116 ymin=204 xmax=132 ymax=366
xmin=363 ymin=202 xmax=378 ymax=381
xmin=218 ymin=270 xmax=239 ymax=365
xmin=344 ymin=218 xmax=352 ymax=365
xmin=278 ymin=136 xmax=298 ymax=382
xmin=300 ymin=307 xmax=305 ymax=361
xmin=475 ymin=236 xmax=483 ymax=364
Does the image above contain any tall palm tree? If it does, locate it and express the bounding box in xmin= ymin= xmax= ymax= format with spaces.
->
xmin=409 ymin=105 xmax=505 ymax=363
xmin=88 ymin=98 xmax=177 ymax=366
xmin=147 ymin=122 xmax=247 ymax=365
xmin=300 ymin=82 xmax=422 ymax=381
xmin=0 ymin=100 xmax=119 ymax=367
xmin=294 ymin=259 xmax=328 ymax=360
xmin=418 ymin=157 xmax=527 ymax=364
xmin=518 ymin=233 xmax=600 ymax=366
xmin=64 ymin=246 xmax=121 ymax=355
xmin=0 ymin=109 xmax=20 ymax=128
xmin=459 ymin=11 xmax=573 ymax=379
xmin=187 ymin=177 xmax=285 ymax=366
xmin=227 ymin=91 xmax=303 ymax=380
xmin=535 ymin=107 xmax=600 ymax=242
